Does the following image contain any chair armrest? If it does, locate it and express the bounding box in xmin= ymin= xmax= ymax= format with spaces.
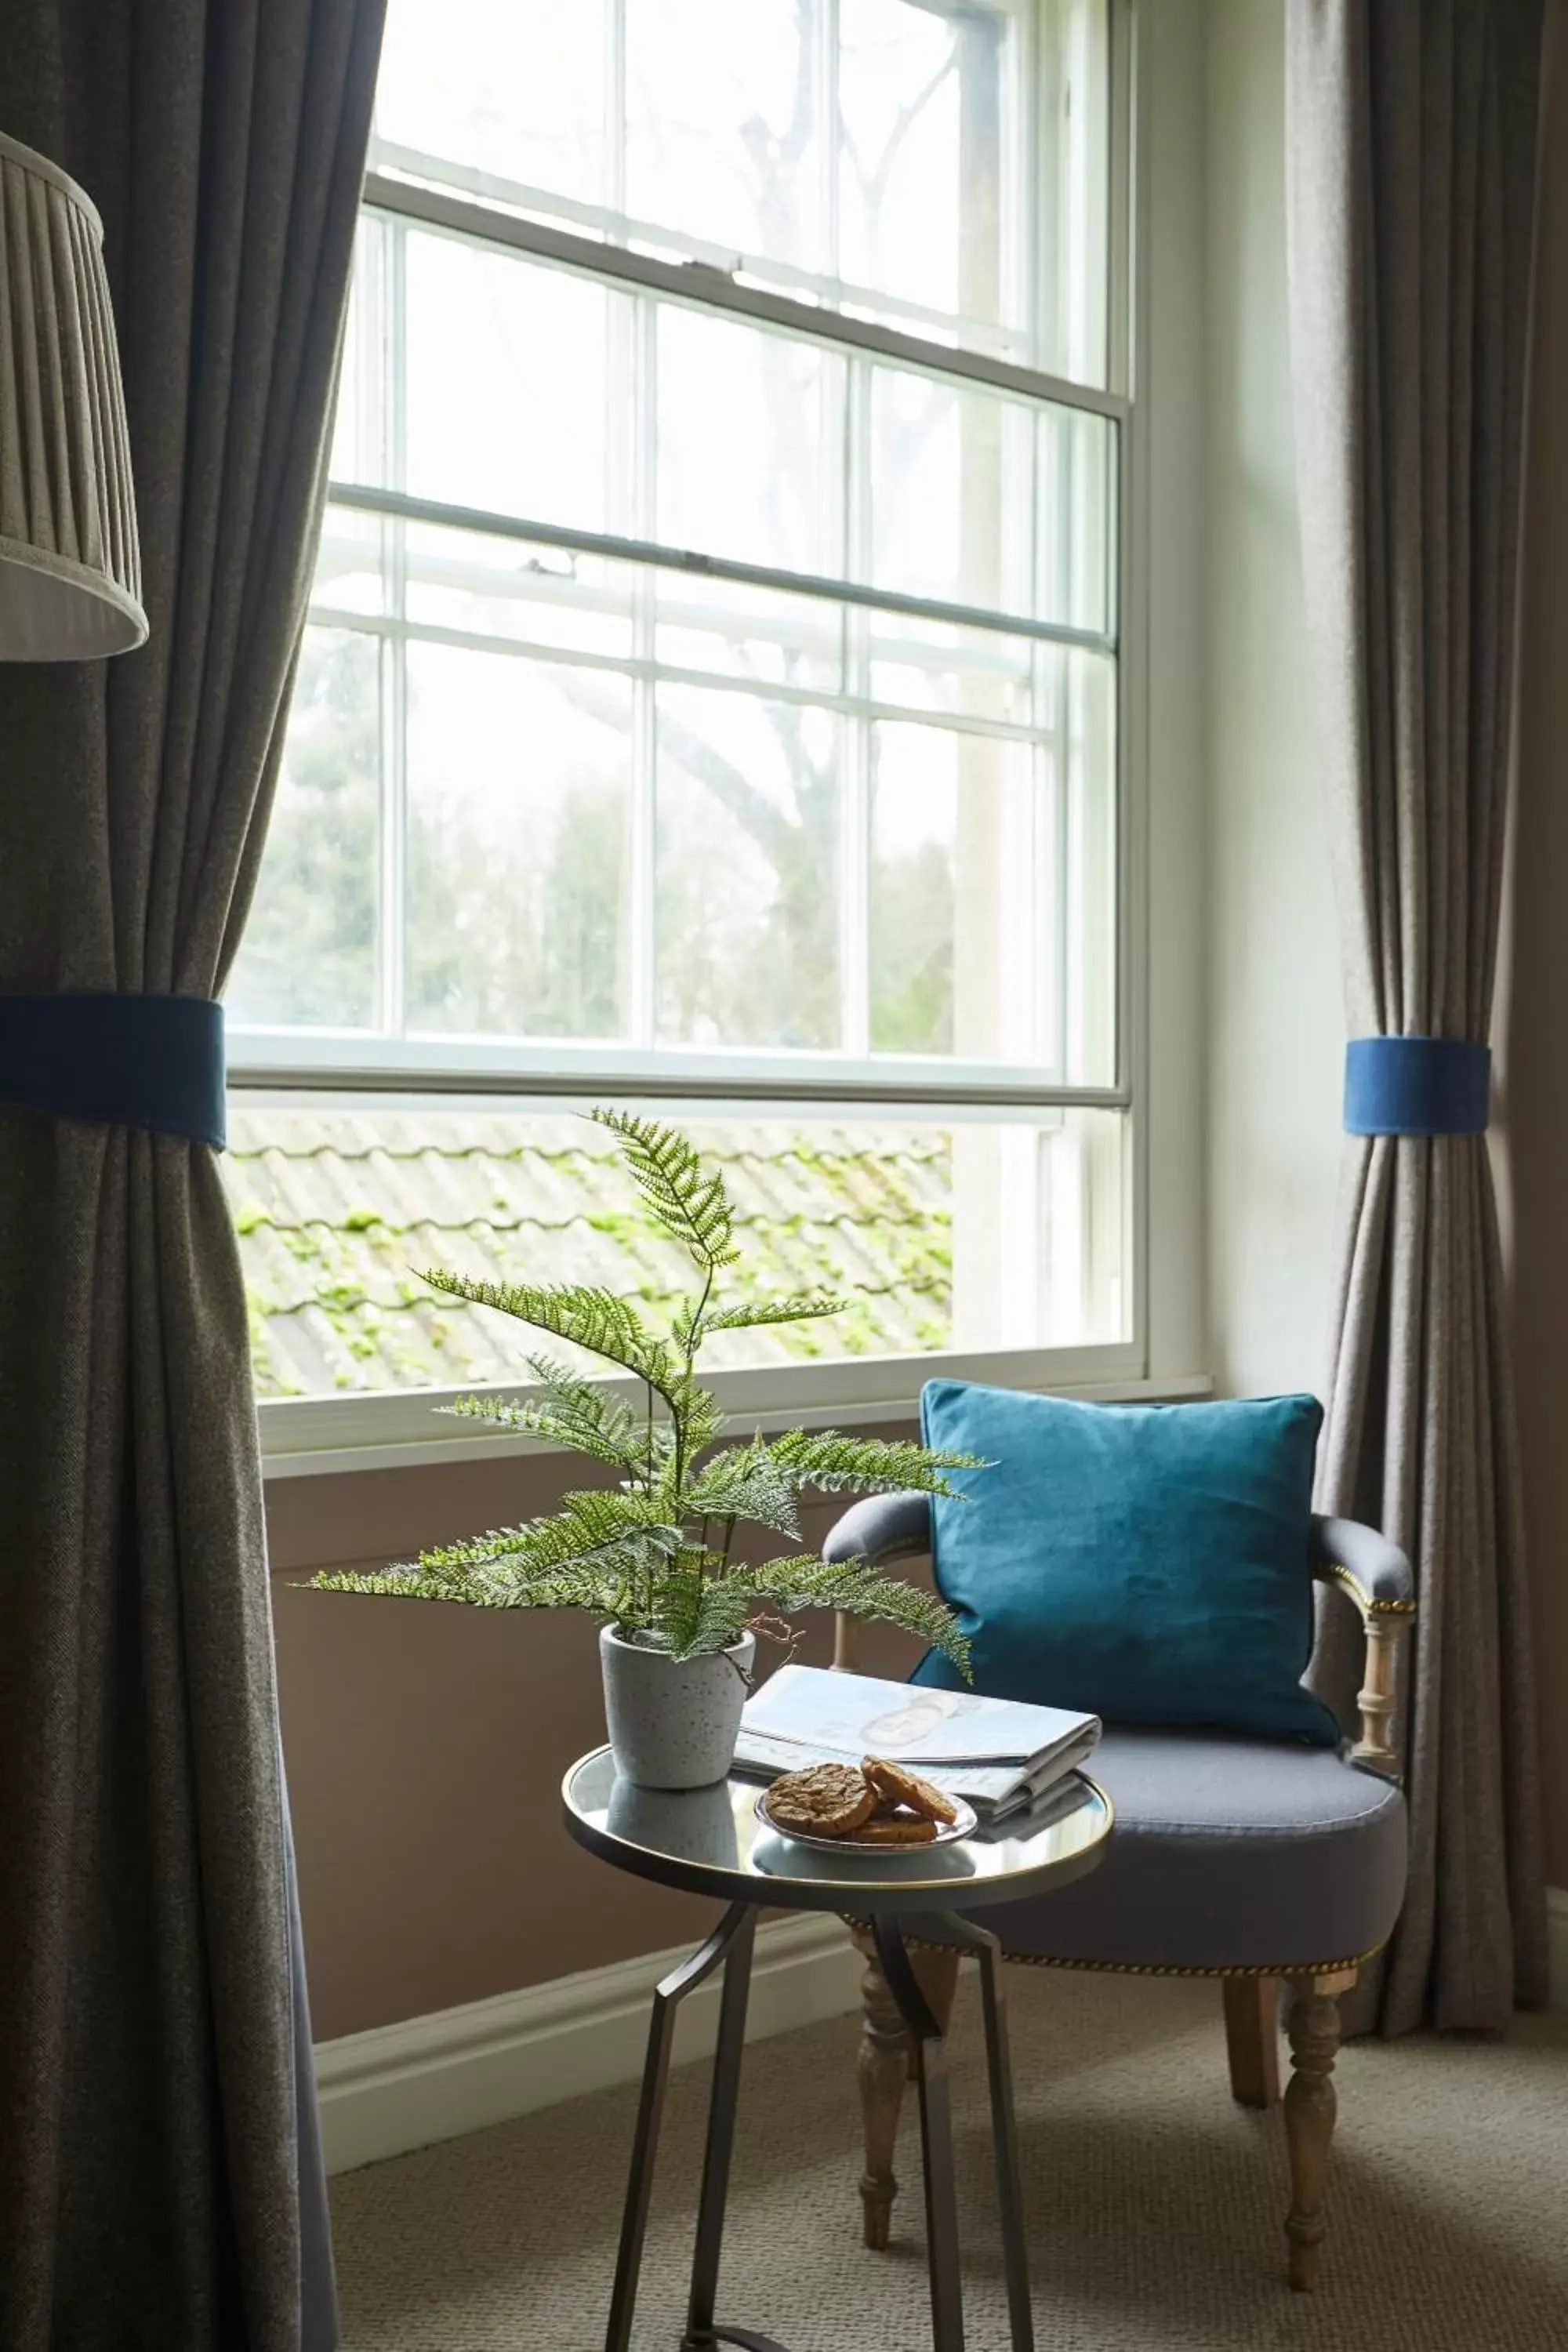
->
xmin=1312 ymin=1515 xmax=1416 ymax=1613
xmin=822 ymin=1492 xmax=932 ymax=1671
xmin=822 ymin=1490 xmax=933 ymax=1568
xmin=1311 ymin=1515 xmax=1417 ymax=1780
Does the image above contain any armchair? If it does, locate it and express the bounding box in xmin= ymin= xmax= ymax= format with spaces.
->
xmin=825 ymin=1494 xmax=1415 ymax=2292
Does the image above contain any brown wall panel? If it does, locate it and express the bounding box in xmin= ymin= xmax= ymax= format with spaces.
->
xmin=269 ymin=1426 xmax=929 ymax=2038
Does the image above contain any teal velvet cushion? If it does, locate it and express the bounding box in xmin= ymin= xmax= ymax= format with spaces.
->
xmin=914 ymin=1384 xmax=1340 ymax=1745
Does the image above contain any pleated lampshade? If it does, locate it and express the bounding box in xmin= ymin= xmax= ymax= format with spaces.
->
xmin=0 ymin=128 xmax=146 ymax=660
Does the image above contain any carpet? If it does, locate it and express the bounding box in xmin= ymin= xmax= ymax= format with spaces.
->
xmin=330 ymin=1965 xmax=1568 ymax=2350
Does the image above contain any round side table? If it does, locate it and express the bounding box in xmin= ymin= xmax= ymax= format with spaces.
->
xmin=562 ymin=1750 xmax=1112 ymax=2352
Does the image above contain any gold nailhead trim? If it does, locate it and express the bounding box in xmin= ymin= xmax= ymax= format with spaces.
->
xmin=994 ymin=1942 xmax=1385 ymax=1979
xmin=844 ymin=1917 xmax=1387 ymax=1980
xmin=1325 ymin=1562 xmax=1418 ymax=1617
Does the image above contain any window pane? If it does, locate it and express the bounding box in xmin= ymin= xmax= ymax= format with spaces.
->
xmin=626 ymin=0 xmax=825 ymax=273
xmin=405 ymin=644 xmax=632 ymax=1039
xmin=225 ymin=1102 xmax=1127 ymax=1396
xmin=404 ymin=519 xmax=635 ymax=659
xmin=949 ymin=1108 xmax=1127 ymax=1353
xmin=1060 ymin=647 xmax=1118 ymax=1084
xmin=329 ymin=217 xmax=386 ymax=487
xmin=869 ymin=364 xmax=1033 ymax=615
xmin=869 ymin=722 xmax=1040 ymax=1064
xmin=1040 ymin=405 xmax=1118 ymax=637
xmin=227 ymin=629 xmax=380 ymax=1029
xmin=655 ymin=686 xmax=840 ymax=1051
xmin=312 ymin=506 xmax=388 ymax=619
xmin=869 ymin=364 xmax=1112 ymax=630
xmin=655 ymin=570 xmax=843 ymax=696
xmin=403 ymin=235 xmax=628 ymax=531
xmin=374 ymin=0 xmax=608 ymax=208
xmin=657 ymin=307 xmax=844 ymax=577
xmin=867 ymin=614 xmax=1033 ymax=724
xmin=838 ymin=0 xmax=1020 ymax=333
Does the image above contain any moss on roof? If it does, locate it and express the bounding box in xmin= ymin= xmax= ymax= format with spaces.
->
xmin=223 ymin=1111 xmax=953 ymax=1396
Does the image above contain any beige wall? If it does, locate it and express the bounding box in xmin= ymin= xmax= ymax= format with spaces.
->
xmin=1501 ymin=0 xmax=1568 ymax=1888
xmin=1204 ymin=0 xmax=1343 ymax=1407
xmin=270 ymin=1434 xmax=930 ymax=2042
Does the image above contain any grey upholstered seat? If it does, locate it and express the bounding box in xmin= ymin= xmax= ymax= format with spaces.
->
xmin=913 ymin=1726 xmax=1406 ymax=1973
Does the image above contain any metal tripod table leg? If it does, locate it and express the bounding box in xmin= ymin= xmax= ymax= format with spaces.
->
xmin=605 ymin=1902 xmax=752 ymax=2352
xmin=606 ymin=1900 xmax=1036 ymax=2352
xmin=681 ymin=1908 xmax=792 ymax=2351
xmin=873 ymin=1911 xmax=1037 ymax=2352
xmin=936 ymin=1912 xmax=1035 ymax=2352
xmin=604 ymin=1901 xmax=789 ymax=2352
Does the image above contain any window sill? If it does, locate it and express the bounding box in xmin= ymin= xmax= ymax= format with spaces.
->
xmin=256 ymin=1352 xmax=1214 ymax=1481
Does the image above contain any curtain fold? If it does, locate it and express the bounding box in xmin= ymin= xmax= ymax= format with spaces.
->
xmin=0 ymin=4 xmax=383 ymax=2343
xmin=1285 ymin=0 xmax=1549 ymax=2033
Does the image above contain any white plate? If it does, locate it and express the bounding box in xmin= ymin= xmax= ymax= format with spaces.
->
xmin=755 ymin=1788 xmax=978 ymax=1855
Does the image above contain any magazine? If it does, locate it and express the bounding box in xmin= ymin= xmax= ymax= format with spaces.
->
xmin=734 ymin=1664 xmax=1101 ymax=1824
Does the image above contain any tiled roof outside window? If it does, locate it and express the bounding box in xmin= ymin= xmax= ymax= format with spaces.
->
xmin=223 ymin=1110 xmax=954 ymax=1398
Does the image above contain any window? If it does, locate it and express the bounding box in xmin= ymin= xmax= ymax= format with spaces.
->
xmin=228 ymin=0 xmax=1137 ymax=1429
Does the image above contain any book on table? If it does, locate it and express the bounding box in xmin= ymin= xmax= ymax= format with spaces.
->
xmin=734 ymin=1663 xmax=1101 ymax=1825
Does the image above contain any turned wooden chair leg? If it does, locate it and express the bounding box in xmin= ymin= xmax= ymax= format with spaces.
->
xmin=851 ymin=1926 xmax=914 ymax=2250
xmin=1221 ymin=1976 xmax=1279 ymax=2108
xmin=903 ymin=1944 xmax=961 ymax=2081
xmin=1283 ymin=1966 xmax=1356 ymax=2290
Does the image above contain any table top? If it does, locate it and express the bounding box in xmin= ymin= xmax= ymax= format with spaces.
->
xmin=561 ymin=1748 xmax=1112 ymax=1918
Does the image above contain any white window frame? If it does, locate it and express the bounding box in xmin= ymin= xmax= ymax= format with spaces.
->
xmin=238 ymin=0 xmax=1171 ymax=1475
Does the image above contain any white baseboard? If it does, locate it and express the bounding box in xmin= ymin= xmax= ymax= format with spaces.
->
xmin=313 ymin=1912 xmax=863 ymax=2176
xmin=1548 ymin=1886 xmax=1568 ymax=2013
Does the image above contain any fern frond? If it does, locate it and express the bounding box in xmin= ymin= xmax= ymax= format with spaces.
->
xmin=695 ymin=1293 xmax=844 ymax=1337
xmin=310 ymin=1560 xmax=629 ymax=1612
xmin=310 ymin=1490 xmax=683 ymax=1613
xmin=524 ymin=1350 xmax=657 ymax=1443
xmin=665 ymin=1368 xmax=728 ymax=1457
xmin=743 ymin=1554 xmax=971 ymax=1679
xmin=441 ymin=1370 xmax=651 ymax=1475
xmin=506 ymin=1488 xmax=683 ymax=1579
xmin=649 ymin=1558 xmax=758 ymax=1662
xmin=684 ymin=1440 xmax=801 ymax=1540
xmin=762 ymin=1429 xmax=991 ymax=1499
xmin=418 ymin=1270 xmax=681 ymax=1407
xmin=590 ymin=1107 xmax=739 ymax=1273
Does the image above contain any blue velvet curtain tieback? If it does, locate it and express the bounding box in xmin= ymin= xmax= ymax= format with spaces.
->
xmin=0 ymin=993 xmax=227 ymax=1149
xmin=1343 ymin=1036 xmax=1490 ymax=1137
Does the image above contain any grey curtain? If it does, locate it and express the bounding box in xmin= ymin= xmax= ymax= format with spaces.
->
xmin=1286 ymin=0 xmax=1548 ymax=2034
xmin=0 ymin=4 xmax=383 ymax=2345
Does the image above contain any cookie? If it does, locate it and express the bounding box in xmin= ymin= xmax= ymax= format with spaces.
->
xmin=862 ymin=1757 xmax=958 ymax=1826
xmin=767 ymin=1763 xmax=877 ymax=1838
xmin=852 ymin=1811 xmax=938 ymax=1846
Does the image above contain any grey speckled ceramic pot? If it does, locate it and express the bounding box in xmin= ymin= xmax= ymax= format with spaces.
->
xmin=599 ymin=1624 xmax=756 ymax=1789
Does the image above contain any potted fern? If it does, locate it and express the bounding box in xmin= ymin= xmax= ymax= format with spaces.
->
xmin=311 ymin=1109 xmax=978 ymax=1788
